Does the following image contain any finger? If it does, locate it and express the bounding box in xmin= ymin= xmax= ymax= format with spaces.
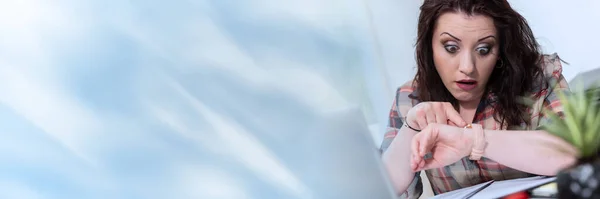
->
xmin=418 ymin=126 xmax=436 ymax=157
xmin=413 ymin=106 xmax=428 ymax=130
xmin=425 ymin=106 xmax=436 ymax=124
xmin=433 ymin=103 xmax=447 ymax=124
xmin=413 ymin=159 xmax=422 ymax=172
xmin=412 ymin=156 xmax=421 ymax=172
xmin=420 ymin=125 xmax=442 ymax=158
xmin=411 ymin=135 xmax=421 ymax=169
xmin=410 ymin=154 xmax=417 ymax=170
xmin=416 ymin=148 xmax=436 ymax=171
xmin=443 ymin=102 xmax=467 ymax=126
xmin=414 ymin=156 xmax=423 ymax=171
xmin=412 ymin=164 xmax=418 ymax=172
xmin=448 ymin=120 xmax=457 ymax=126
xmin=418 ymin=159 xmax=426 ymax=171
xmin=414 ymin=151 xmax=422 ymax=165
xmin=410 ymin=136 xmax=423 ymax=172
xmin=411 ymin=134 xmax=420 ymax=160
xmin=419 ymin=158 xmax=436 ymax=171
xmin=416 ymin=117 xmax=428 ymax=131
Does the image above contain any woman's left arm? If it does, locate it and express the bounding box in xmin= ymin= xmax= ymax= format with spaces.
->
xmin=482 ymin=128 xmax=577 ymax=176
xmin=410 ymin=124 xmax=578 ymax=176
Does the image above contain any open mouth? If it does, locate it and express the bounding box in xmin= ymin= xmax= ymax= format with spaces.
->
xmin=457 ymin=80 xmax=477 ymax=85
xmin=456 ymin=80 xmax=478 ymax=90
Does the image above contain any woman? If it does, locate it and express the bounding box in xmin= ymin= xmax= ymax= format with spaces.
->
xmin=380 ymin=0 xmax=578 ymax=198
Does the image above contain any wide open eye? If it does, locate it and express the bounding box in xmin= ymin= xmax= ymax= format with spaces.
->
xmin=476 ymin=46 xmax=490 ymax=55
xmin=444 ymin=45 xmax=459 ymax=53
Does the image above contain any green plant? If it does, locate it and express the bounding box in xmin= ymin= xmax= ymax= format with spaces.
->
xmin=540 ymin=82 xmax=600 ymax=159
xmin=537 ymin=82 xmax=600 ymax=199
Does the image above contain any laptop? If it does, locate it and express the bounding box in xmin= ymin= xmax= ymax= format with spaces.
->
xmin=295 ymin=107 xmax=397 ymax=199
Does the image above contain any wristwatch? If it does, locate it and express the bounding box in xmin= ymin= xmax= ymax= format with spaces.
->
xmin=465 ymin=123 xmax=486 ymax=160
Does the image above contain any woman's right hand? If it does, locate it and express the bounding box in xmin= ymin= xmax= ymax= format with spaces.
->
xmin=405 ymin=102 xmax=467 ymax=130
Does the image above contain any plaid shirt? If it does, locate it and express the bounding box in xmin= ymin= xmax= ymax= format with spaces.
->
xmin=380 ymin=53 xmax=569 ymax=198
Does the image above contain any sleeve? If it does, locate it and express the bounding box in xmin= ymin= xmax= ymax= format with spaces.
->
xmin=380 ymin=82 xmax=423 ymax=199
xmin=535 ymin=53 xmax=570 ymax=130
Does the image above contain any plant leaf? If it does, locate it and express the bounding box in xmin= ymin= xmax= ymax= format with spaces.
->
xmin=584 ymin=89 xmax=600 ymax=142
xmin=557 ymin=91 xmax=583 ymax=148
xmin=542 ymin=111 xmax=575 ymax=145
xmin=584 ymin=95 xmax=600 ymax=157
xmin=575 ymin=82 xmax=587 ymax=121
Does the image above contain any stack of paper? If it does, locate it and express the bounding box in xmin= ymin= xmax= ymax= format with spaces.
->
xmin=431 ymin=176 xmax=556 ymax=199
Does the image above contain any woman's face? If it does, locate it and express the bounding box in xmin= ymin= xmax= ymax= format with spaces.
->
xmin=432 ymin=12 xmax=499 ymax=104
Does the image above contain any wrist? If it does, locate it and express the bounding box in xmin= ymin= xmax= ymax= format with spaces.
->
xmin=464 ymin=124 xmax=486 ymax=160
xmin=404 ymin=122 xmax=421 ymax=132
xmin=403 ymin=117 xmax=421 ymax=132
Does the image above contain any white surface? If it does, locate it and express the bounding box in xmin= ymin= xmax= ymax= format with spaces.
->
xmin=430 ymin=176 xmax=555 ymax=199
xmin=508 ymin=0 xmax=600 ymax=82
xmin=431 ymin=180 xmax=493 ymax=199
xmin=471 ymin=176 xmax=556 ymax=199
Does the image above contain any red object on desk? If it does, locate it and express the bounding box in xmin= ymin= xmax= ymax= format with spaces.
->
xmin=503 ymin=191 xmax=529 ymax=199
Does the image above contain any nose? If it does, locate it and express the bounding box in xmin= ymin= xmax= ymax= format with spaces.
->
xmin=458 ymin=52 xmax=476 ymax=75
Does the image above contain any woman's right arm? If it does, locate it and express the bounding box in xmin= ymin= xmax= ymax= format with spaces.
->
xmin=382 ymin=125 xmax=423 ymax=197
xmin=380 ymin=85 xmax=466 ymax=198
xmin=380 ymin=86 xmax=423 ymax=198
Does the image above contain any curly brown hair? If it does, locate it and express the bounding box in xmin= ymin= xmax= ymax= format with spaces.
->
xmin=413 ymin=0 xmax=547 ymax=129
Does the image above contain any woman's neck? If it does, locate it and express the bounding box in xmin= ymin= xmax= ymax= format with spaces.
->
xmin=459 ymin=99 xmax=480 ymax=110
xmin=458 ymin=99 xmax=481 ymax=124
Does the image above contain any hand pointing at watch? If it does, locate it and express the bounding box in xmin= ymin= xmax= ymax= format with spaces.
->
xmin=410 ymin=123 xmax=482 ymax=172
xmin=405 ymin=102 xmax=467 ymax=131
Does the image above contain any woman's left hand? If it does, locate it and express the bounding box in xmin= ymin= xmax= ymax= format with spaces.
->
xmin=410 ymin=123 xmax=474 ymax=172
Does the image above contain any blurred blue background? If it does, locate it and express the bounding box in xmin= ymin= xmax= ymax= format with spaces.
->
xmin=0 ymin=0 xmax=598 ymax=198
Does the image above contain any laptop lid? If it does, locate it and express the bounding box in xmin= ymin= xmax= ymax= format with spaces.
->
xmin=294 ymin=107 xmax=397 ymax=199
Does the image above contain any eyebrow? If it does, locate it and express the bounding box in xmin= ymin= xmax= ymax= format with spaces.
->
xmin=477 ymin=35 xmax=496 ymax=42
xmin=440 ymin=32 xmax=496 ymax=42
xmin=441 ymin=32 xmax=461 ymax=41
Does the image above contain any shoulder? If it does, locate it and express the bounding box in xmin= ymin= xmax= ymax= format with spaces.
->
xmin=394 ymin=80 xmax=420 ymax=109
xmin=539 ymin=53 xmax=565 ymax=81
xmin=395 ymin=80 xmax=419 ymax=100
xmin=529 ymin=53 xmax=571 ymax=129
xmin=397 ymin=80 xmax=417 ymax=94
xmin=531 ymin=53 xmax=568 ymax=94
